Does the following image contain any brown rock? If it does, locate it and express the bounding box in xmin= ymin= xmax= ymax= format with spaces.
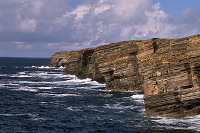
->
xmin=51 ymin=35 xmax=200 ymax=117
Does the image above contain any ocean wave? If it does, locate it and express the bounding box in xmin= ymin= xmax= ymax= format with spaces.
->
xmin=0 ymin=84 xmax=5 ymax=87
xmin=24 ymin=65 xmax=65 ymax=70
xmin=13 ymin=75 xmax=32 ymax=78
xmin=37 ymin=93 xmax=80 ymax=97
xmin=151 ymin=115 xmax=200 ymax=132
xmin=51 ymin=76 xmax=105 ymax=86
xmin=103 ymin=103 xmax=137 ymax=110
xmin=0 ymin=113 xmax=47 ymax=121
xmin=66 ymin=106 xmax=83 ymax=112
xmin=38 ymin=87 xmax=54 ymax=90
xmin=130 ymin=94 xmax=144 ymax=99
xmin=9 ymin=68 xmax=105 ymax=87
xmin=0 ymin=113 xmax=27 ymax=117
xmin=13 ymin=86 xmax=38 ymax=92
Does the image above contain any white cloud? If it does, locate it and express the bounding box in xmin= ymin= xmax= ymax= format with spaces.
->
xmin=17 ymin=44 xmax=32 ymax=50
xmin=112 ymin=0 xmax=151 ymax=22
xmin=19 ymin=19 xmax=37 ymax=32
xmin=1 ymin=0 xmax=200 ymax=57
xmin=94 ymin=4 xmax=110 ymax=15
xmin=63 ymin=4 xmax=91 ymax=21
xmin=9 ymin=41 xmax=32 ymax=50
xmin=47 ymin=42 xmax=89 ymax=50
xmin=99 ymin=0 xmax=108 ymax=4
xmin=47 ymin=42 xmax=64 ymax=49
xmin=133 ymin=3 xmax=176 ymax=38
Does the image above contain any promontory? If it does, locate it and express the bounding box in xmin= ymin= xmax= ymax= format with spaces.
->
xmin=51 ymin=35 xmax=200 ymax=117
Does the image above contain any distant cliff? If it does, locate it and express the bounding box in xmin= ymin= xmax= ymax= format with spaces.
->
xmin=51 ymin=35 xmax=200 ymax=117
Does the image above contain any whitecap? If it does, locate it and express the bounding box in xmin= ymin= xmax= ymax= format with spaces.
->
xmin=64 ymin=75 xmax=77 ymax=78
xmin=18 ymin=75 xmax=32 ymax=78
xmin=63 ymin=77 xmax=105 ymax=87
xmin=18 ymin=72 xmax=26 ymax=75
xmin=14 ymin=86 xmax=38 ymax=92
xmin=29 ymin=71 xmax=66 ymax=79
xmin=10 ymin=71 xmax=32 ymax=78
xmin=1 ymin=83 xmax=20 ymax=88
xmin=0 ymin=113 xmax=27 ymax=116
xmin=90 ymin=81 xmax=106 ymax=86
xmin=38 ymin=87 xmax=54 ymax=90
xmin=0 ymin=74 xmax=6 ymax=76
xmin=52 ymin=93 xmax=79 ymax=97
xmin=130 ymin=94 xmax=144 ymax=99
xmin=31 ymin=66 xmax=37 ymax=68
xmin=50 ymin=78 xmax=92 ymax=85
xmin=134 ymin=99 xmax=144 ymax=104
xmin=103 ymin=103 xmax=136 ymax=110
xmin=0 ymin=84 xmax=5 ymax=87
xmin=37 ymin=93 xmax=79 ymax=97
xmin=66 ymin=106 xmax=82 ymax=112
xmin=38 ymin=66 xmax=51 ymax=69
xmin=152 ymin=115 xmax=200 ymax=132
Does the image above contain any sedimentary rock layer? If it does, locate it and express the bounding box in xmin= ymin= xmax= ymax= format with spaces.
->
xmin=51 ymin=35 xmax=200 ymax=117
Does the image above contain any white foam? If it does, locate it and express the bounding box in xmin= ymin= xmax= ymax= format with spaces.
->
xmin=25 ymin=65 xmax=64 ymax=70
xmin=0 ymin=113 xmax=25 ymax=116
xmin=0 ymin=84 xmax=5 ymax=87
xmin=130 ymin=94 xmax=144 ymax=99
xmin=38 ymin=66 xmax=51 ymax=69
xmin=0 ymin=113 xmax=47 ymax=121
xmin=18 ymin=75 xmax=32 ymax=78
xmin=48 ymin=78 xmax=93 ymax=85
xmin=29 ymin=71 xmax=66 ymax=79
xmin=52 ymin=93 xmax=79 ymax=97
xmin=152 ymin=115 xmax=200 ymax=132
xmin=18 ymin=72 xmax=26 ymax=75
xmin=66 ymin=106 xmax=82 ymax=111
xmin=104 ymin=103 xmax=136 ymax=110
xmin=0 ymin=83 xmax=20 ymax=88
xmin=30 ymin=66 xmax=37 ymax=68
xmin=64 ymin=75 xmax=77 ymax=78
xmin=10 ymin=71 xmax=32 ymax=78
xmin=90 ymin=81 xmax=106 ymax=86
xmin=19 ymin=81 xmax=45 ymax=84
xmin=38 ymin=93 xmax=79 ymax=97
xmin=38 ymin=87 xmax=54 ymax=90
xmin=14 ymin=86 xmax=38 ymax=92
xmin=62 ymin=77 xmax=105 ymax=87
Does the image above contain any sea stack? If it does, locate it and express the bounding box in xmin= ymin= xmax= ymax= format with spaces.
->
xmin=51 ymin=35 xmax=200 ymax=117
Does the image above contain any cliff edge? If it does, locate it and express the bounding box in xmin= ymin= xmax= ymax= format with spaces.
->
xmin=51 ymin=35 xmax=200 ymax=117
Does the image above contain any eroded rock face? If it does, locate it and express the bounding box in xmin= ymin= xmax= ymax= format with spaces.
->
xmin=51 ymin=48 xmax=105 ymax=83
xmin=51 ymin=35 xmax=200 ymax=117
xmin=139 ymin=35 xmax=200 ymax=117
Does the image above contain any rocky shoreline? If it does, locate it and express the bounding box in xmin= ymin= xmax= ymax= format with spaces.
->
xmin=51 ymin=35 xmax=200 ymax=117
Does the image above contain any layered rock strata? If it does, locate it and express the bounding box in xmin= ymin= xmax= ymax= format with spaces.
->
xmin=51 ymin=35 xmax=200 ymax=117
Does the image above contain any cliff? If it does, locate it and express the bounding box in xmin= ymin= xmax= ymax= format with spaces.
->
xmin=51 ymin=35 xmax=200 ymax=117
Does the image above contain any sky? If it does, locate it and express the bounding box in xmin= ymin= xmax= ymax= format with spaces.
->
xmin=0 ymin=0 xmax=200 ymax=57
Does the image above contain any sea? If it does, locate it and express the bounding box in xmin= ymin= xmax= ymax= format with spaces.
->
xmin=0 ymin=57 xmax=199 ymax=133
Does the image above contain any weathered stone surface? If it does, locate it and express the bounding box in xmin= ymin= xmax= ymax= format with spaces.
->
xmin=51 ymin=48 xmax=105 ymax=83
xmin=139 ymin=35 xmax=200 ymax=117
xmin=51 ymin=35 xmax=200 ymax=117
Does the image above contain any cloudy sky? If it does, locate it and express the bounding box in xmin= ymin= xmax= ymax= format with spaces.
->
xmin=0 ymin=0 xmax=200 ymax=57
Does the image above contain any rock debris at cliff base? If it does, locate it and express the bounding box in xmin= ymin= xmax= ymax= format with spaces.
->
xmin=51 ymin=35 xmax=200 ymax=117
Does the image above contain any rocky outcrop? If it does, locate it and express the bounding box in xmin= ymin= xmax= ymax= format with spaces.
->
xmin=51 ymin=35 xmax=200 ymax=117
xmin=51 ymin=48 xmax=105 ymax=83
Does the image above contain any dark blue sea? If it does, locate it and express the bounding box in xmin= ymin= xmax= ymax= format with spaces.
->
xmin=0 ymin=57 xmax=199 ymax=133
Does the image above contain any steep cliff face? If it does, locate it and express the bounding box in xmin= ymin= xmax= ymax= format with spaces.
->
xmin=51 ymin=35 xmax=200 ymax=117
xmin=139 ymin=35 xmax=200 ymax=117
xmin=51 ymin=48 xmax=105 ymax=83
